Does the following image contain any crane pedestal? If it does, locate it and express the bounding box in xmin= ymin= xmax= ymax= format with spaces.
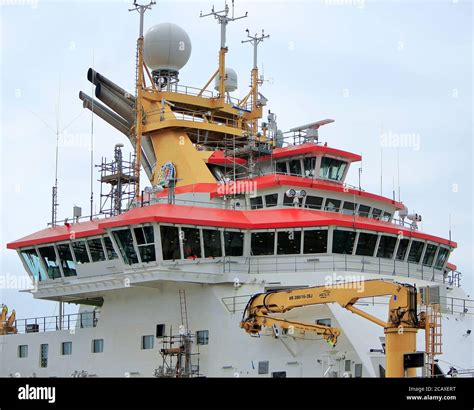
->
xmin=385 ymin=327 xmax=417 ymax=378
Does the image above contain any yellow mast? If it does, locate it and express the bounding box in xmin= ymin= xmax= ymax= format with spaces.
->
xmin=129 ymin=0 xmax=155 ymax=197
xmin=241 ymin=29 xmax=269 ymax=135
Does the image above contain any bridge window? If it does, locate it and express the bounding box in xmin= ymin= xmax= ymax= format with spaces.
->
xmin=20 ymin=248 xmax=47 ymax=282
xmin=355 ymin=233 xmax=378 ymax=256
xmin=283 ymin=194 xmax=295 ymax=206
xmin=358 ymin=205 xmax=371 ymax=218
xmin=224 ymin=231 xmax=244 ymax=256
xmin=396 ymin=238 xmax=410 ymax=261
xmin=434 ymin=247 xmax=449 ymax=269
xmin=181 ymin=227 xmax=202 ymax=259
xmin=277 ymin=231 xmax=301 ymax=255
xmin=251 ymin=232 xmax=275 ymax=256
xmin=87 ymin=238 xmax=106 ymax=262
xmin=264 ymin=193 xmax=278 ymax=207
xmin=134 ymin=226 xmax=156 ymax=263
xmin=38 ymin=246 xmax=61 ymax=279
xmin=376 ymin=235 xmax=397 ymax=259
xmin=332 ymin=230 xmax=356 ymax=254
xmin=276 ymin=162 xmax=287 ymax=174
xmin=422 ymin=244 xmax=438 ymax=267
xmin=56 ymin=244 xmax=77 ymax=277
xmin=342 ymin=201 xmax=356 ymax=215
xmin=112 ymin=229 xmax=139 ymax=265
xmin=103 ymin=237 xmax=118 ymax=260
xmin=371 ymin=208 xmax=382 ymax=220
xmin=319 ymin=157 xmax=347 ymax=181
xmin=203 ymin=229 xmax=222 ymax=258
xmin=250 ymin=196 xmax=264 ymax=210
xmin=382 ymin=212 xmax=392 ymax=222
xmin=303 ymin=229 xmax=328 ymax=254
xmin=305 ymin=195 xmax=323 ymax=210
xmin=71 ymin=241 xmax=90 ymax=264
xmin=288 ymin=159 xmax=302 ymax=176
xmin=407 ymin=240 xmax=425 ymax=263
xmin=160 ymin=226 xmax=181 ymax=260
xmin=303 ymin=157 xmax=316 ymax=177
xmin=325 ymin=198 xmax=341 ymax=212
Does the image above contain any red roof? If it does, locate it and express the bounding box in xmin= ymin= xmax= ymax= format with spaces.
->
xmin=446 ymin=262 xmax=457 ymax=271
xmin=7 ymin=205 xmax=456 ymax=249
xmin=207 ymin=150 xmax=247 ymax=166
xmin=7 ymin=220 xmax=104 ymax=249
xmin=210 ymin=175 xmax=405 ymax=210
xmin=258 ymin=143 xmax=362 ymax=162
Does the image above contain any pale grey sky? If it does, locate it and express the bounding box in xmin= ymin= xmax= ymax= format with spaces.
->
xmin=1 ymin=0 xmax=472 ymax=318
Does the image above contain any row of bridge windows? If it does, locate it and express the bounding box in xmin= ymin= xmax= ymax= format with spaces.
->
xmin=20 ymin=225 xmax=450 ymax=281
xmin=249 ymin=193 xmax=392 ymax=221
xmin=275 ymin=156 xmax=348 ymax=182
xmin=249 ymin=229 xmax=449 ymax=269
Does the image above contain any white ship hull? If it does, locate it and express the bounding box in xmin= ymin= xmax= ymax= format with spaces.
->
xmin=2 ymin=269 xmax=472 ymax=378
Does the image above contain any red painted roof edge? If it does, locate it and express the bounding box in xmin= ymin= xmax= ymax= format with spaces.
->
xmin=209 ymin=175 xmax=405 ymax=209
xmin=207 ymin=151 xmax=248 ymax=165
xmin=7 ymin=207 xmax=456 ymax=250
xmin=258 ymin=143 xmax=362 ymax=162
xmin=7 ymin=228 xmax=104 ymax=250
xmin=446 ymin=262 xmax=457 ymax=271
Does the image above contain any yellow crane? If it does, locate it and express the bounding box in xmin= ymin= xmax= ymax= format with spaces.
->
xmin=240 ymin=279 xmax=436 ymax=377
xmin=0 ymin=304 xmax=17 ymax=335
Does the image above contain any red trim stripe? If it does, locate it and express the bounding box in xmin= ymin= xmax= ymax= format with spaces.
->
xmin=7 ymin=205 xmax=455 ymax=249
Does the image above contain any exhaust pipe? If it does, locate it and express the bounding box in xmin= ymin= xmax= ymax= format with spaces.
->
xmin=87 ymin=68 xmax=135 ymax=106
xmin=79 ymin=91 xmax=131 ymax=136
xmin=79 ymin=91 xmax=153 ymax=181
xmin=95 ymin=83 xmax=135 ymax=123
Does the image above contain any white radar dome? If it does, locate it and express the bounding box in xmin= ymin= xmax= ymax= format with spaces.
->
xmin=214 ymin=67 xmax=238 ymax=92
xmin=143 ymin=23 xmax=192 ymax=72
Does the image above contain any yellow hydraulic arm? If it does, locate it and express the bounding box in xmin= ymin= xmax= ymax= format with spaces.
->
xmin=240 ymin=279 xmax=424 ymax=377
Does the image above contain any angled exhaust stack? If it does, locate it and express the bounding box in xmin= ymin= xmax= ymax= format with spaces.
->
xmin=94 ymin=83 xmax=135 ymax=123
xmin=79 ymin=91 xmax=131 ymax=136
xmin=80 ymin=69 xmax=157 ymax=182
xmin=87 ymin=68 xmax=135 ymax=106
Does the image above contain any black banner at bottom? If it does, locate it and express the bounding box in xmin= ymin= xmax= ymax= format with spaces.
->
xmin=0 ymin=377 xmax=473 ymax=410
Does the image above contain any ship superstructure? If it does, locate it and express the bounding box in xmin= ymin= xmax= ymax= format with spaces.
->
xmin=1 ymin=1 xmax=472 ymax=379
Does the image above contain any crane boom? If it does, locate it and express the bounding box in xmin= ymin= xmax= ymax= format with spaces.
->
xmin=240 ymin=279 xmax=423 ymax=377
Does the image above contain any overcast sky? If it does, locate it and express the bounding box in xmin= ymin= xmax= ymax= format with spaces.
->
xmin=0 ymin=0 xmax=472 ymax=318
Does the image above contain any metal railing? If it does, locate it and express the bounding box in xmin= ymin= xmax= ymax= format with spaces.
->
xmin=13 ymin=311 xmax=98 ymax=334
xmin=222 ymin=293 xmax=473 ymax=316
xmin=221 ymin=254 xmax=460 ymax=287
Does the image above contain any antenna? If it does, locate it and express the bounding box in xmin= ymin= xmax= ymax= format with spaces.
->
xmin=242 ymin=29 xmax=269 ymax=69
xmin=90 ymin=50 xmax=95 ymax=221
xmin=129 ymin=0 xmax=156 ymax=199
xmin=397 ymin=147 xmax=401 ymax=202
xmin=51 ymin=80 xmax=61 ymax=227
xmin=200 ymin=1 xmax=247 ymax=97
xmin=200 ymin=1 xmax=248 ymax=48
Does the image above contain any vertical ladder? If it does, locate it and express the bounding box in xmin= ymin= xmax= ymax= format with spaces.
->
xmin=425 ymin=303 xmax=443 ymax=377
xmin=179 ymin=289 xmax=189 ymax=334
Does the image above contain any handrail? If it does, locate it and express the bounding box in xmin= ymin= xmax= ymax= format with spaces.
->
xmin=221 ymin=292 xmax=473 ymax=315
xmin=13 ymin=311 xmax=98 ymax=334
